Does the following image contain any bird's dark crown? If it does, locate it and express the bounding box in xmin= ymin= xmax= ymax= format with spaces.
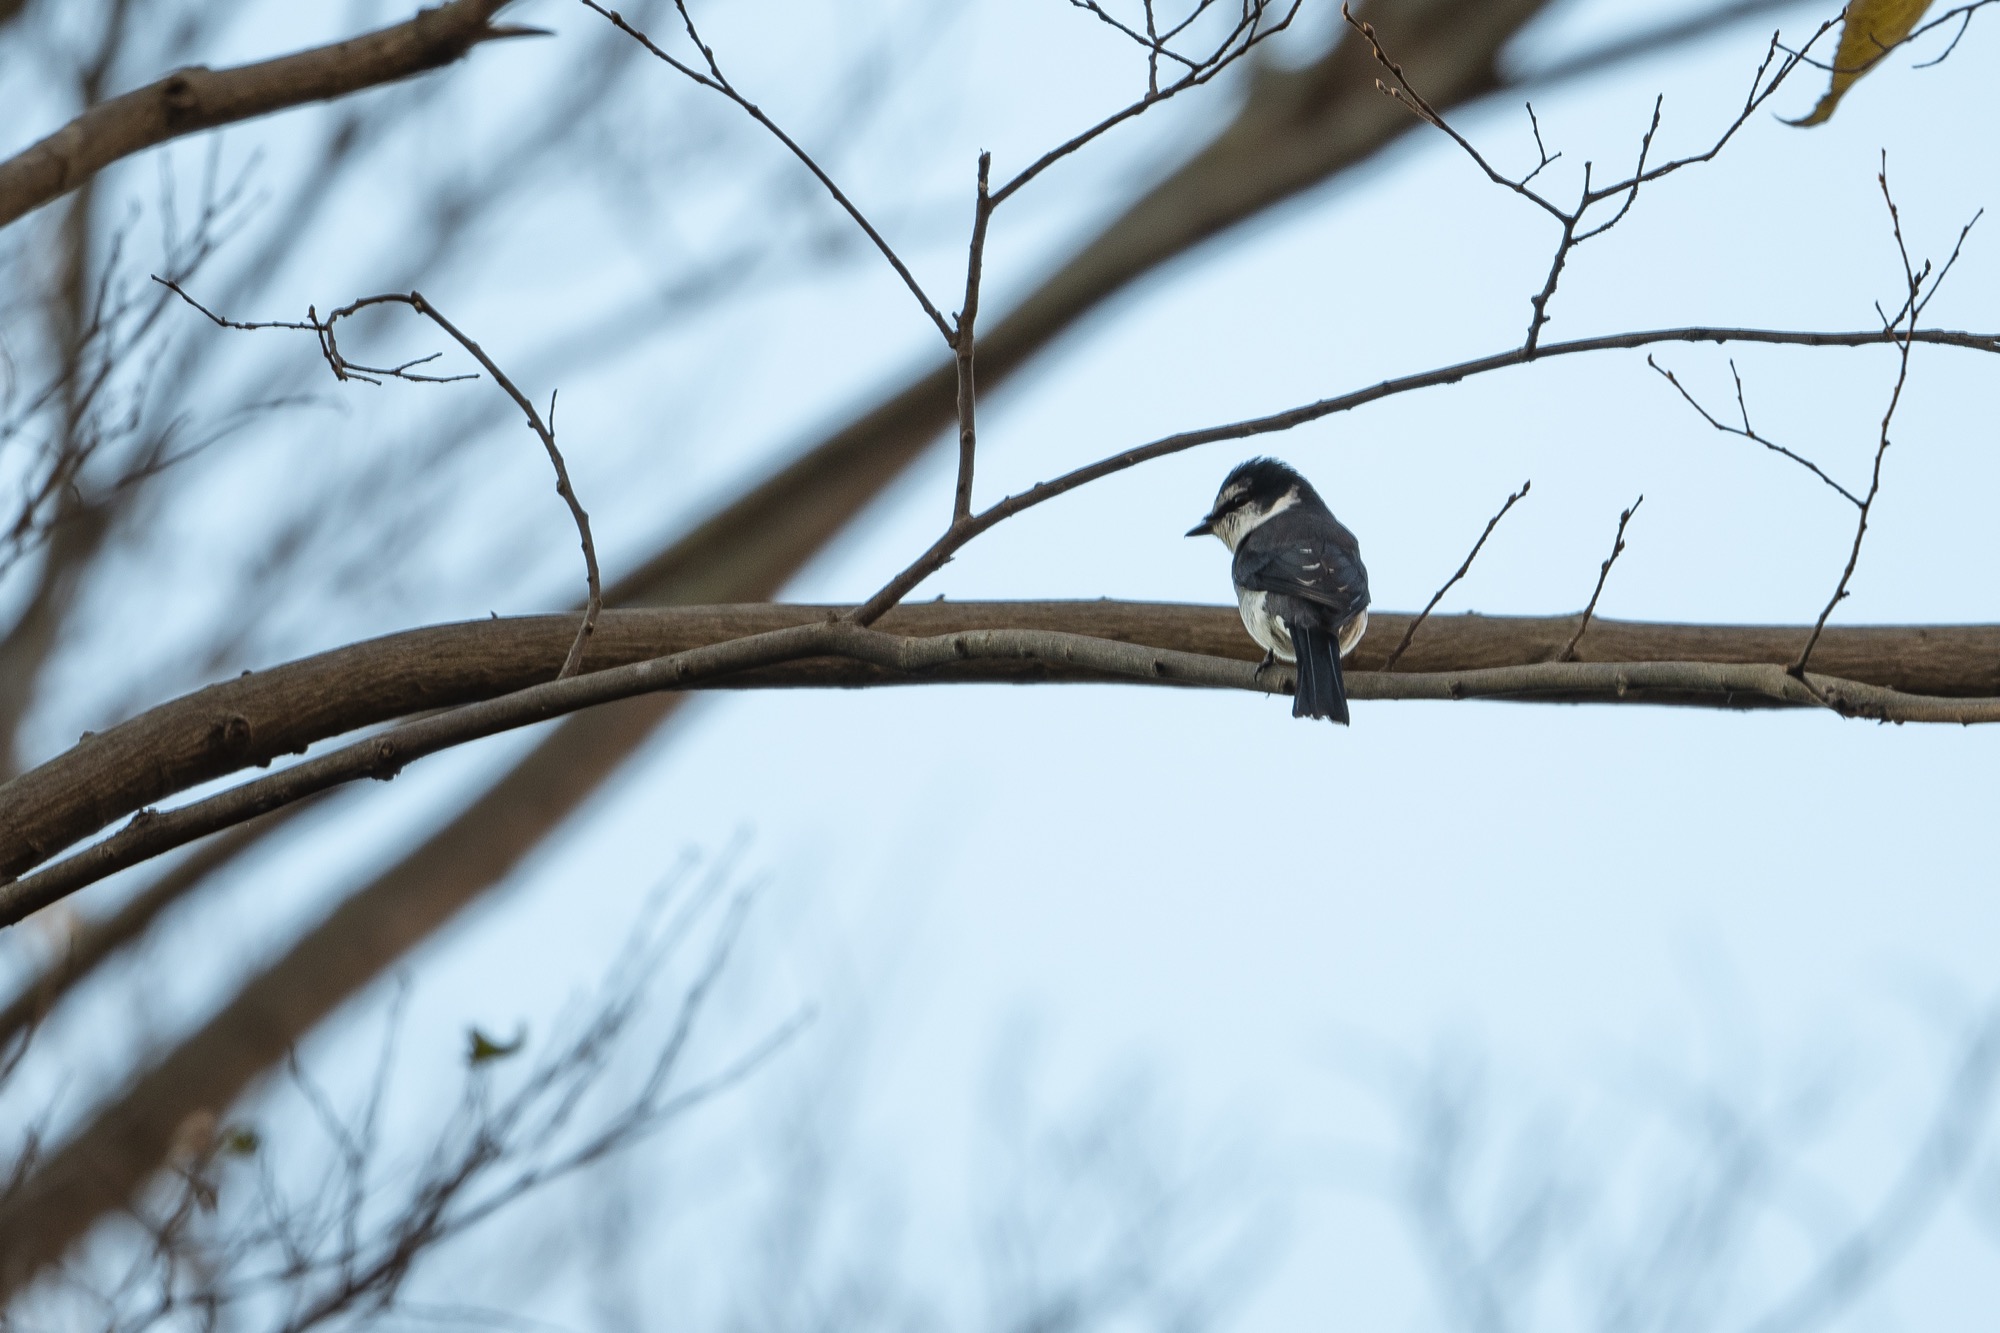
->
xmin=1212 ymin=457 xmax=1320 ymax=512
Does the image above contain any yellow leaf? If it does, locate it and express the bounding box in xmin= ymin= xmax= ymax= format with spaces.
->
xmin=466 ymin=1025 xmax=526 ymax=1065
xmin=1789 ymin=0 xmax=1934 ymax=126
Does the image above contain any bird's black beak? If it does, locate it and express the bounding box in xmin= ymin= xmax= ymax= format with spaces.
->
xmin=1184 ymin=517 xmax=1213 ymax=538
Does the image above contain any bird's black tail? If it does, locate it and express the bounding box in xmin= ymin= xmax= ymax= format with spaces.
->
xmin=1290 ymin=622 xmax=1350 ymax=725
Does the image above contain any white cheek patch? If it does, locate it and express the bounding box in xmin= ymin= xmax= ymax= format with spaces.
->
xmin=1214 ymin=486 xmax=1300 ymax=551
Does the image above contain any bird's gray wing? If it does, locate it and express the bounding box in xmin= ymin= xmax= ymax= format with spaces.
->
xmin=1231 ymin=510 xmax=1370 ymax=619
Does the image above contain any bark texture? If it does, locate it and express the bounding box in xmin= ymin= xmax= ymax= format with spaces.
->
xmin=0 ymin=0 xmax=524 ymax=229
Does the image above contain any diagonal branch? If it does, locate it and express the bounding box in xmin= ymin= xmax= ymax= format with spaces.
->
xmin=578 ymin=0 xmax=953 ymax=340
xmin=1648 ymin=355 xmax=1861 ymax=506
xmin=1558 ymin=496 xmax=1642 ymax=662
xmin=1384 ymin=480 xmax=1531 ymax=670
xmin=0 ymin=0 xmax=546 ymax=231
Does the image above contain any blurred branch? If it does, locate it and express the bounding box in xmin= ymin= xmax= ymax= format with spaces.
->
xmin=1393 ymin=1004 xmax=2000 ymax=1333
xmin=35 ymin=860 xmax=797 ymax=1333
xmin=0 ymin=802 xmax=317 ymax=1052
xmin=1518 ymin=0 xmax=1806 ymax=87
xmin=1742 ymin=1007 xmax=2000 ymax=1333
xmin=0 ymin=0 xmax=545 ymax=231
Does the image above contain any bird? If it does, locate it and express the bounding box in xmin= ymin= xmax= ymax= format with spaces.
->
xmin=1186 ymin=457 xmax=1370 ymax=724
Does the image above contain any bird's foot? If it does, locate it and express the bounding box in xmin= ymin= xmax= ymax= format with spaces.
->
xmin=1252 ymin=648 xmax=1277 ymax=678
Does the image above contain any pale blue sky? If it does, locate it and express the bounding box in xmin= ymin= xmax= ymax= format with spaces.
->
xmin=9 ymin=0 xmax=1999 ymax=1327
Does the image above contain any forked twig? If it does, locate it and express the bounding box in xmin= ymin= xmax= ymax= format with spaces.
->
xmin=1344 ymin=4 xmax=1838 ymax=353
xmin=1793 ymin=157 xmax=1929 ymax=678
xmin=156 ymin=279 xmax=602 ymax=679
xmin=1383 ymin=480 xmax=1531 ymax=670
xmin=1558 ymin=496 xmax=1643 ymax=662
xmin=1648 ymin=355 xmax=1861 ymax=507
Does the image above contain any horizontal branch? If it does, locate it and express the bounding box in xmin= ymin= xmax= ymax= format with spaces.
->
xmin=6 ymin=610 xmax=1999 ymax=923
xmin=7 ymin=601 xmax=2000 ymax=887
xmin=0 ymin=0 xmax=539 ymax=230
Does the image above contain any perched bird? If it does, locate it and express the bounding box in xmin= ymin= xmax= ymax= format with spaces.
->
xmin=1186 ymin=457 xmax=1371 ymax=724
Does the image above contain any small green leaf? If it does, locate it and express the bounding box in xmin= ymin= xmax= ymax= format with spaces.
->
xmin=218 ymin=1125 xmax=261 ymax=1156
xmin=1789 ymin=0 xmax=1934 ymax=127
xmin=466 ymin=1025 xmax=526 ymax=1065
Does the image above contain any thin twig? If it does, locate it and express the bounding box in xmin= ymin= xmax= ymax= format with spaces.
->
xmin=1383 ymin=480 xmax=1531 ymax=670
xmin=578 ymin=0 xmax=952 ymax=341
xmin=1782 ymin=0 xmax=2000 ymax=74
xmin=402 ymin=294 xmax=601 ymax=678
xmin=1345 ymin=5 xmax=1838 ymax=352
xmin=1558 ymin=496 xmax=1643 ymax=662
xmin=1794 ymin=157 xmax=1925 ymax=677
xmin=156 ymin=281 xmax=602 ymax=679
xmin=1648 ymin=355 xmax=1861 ymax=506
xmin=952 ymin=153 xmax=993 ymax=525
xmin=993 ymin=0 xmax=1302 ymax=204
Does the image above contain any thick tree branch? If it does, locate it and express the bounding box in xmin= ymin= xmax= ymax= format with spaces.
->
xmin=0 ymin=0 xmax=542 ymax=231
xmin=9 ymin=620 xmax=2000 ymax=925
xmin=10 ymin=601 xmax=2000 ymax=889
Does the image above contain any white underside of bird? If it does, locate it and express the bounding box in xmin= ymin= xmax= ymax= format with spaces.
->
xmin=1235 ymin=589 xmax=1368 ymax=662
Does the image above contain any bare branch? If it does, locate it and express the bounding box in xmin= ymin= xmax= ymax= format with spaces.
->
xmin=953 ymin=153 xmax=994 ymax=524
xmin=0 ymin=801 xmax=315 ymax=1051
xmin=1345 ymin=5 xmax=1840 ymax=351
xmin=157 ymin=282 xmax=602 ymax=680
xmin=22 ymin=597 xmax=2000 ymax=920
xmin=16 ymin=625 xmax=2000 ymax=922
xmin=578 ymin=0 xmax=954 ymax=341
xmin=1739 ymin=1007 xmax=2000 ymax=1333
xmin=1648 ymin=355 xmax=1861 ymax=506
xmin=844 ymin=321 xmax=1999 ymax=623
xmin=1558 ymin=496 xmax=1643 ymax=663
xmin=1794 ymin=158 xmax=1938 ymax=677
xmin=21 ymin=601 xmax=2000 ymax=890
xmin=990 ymin=0 xmax=1305 ymax=206
xmin=1383 ymin=480 xmax=1531 ymax=671
xmin=0 ymin=0 xmax=544 ymax=231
